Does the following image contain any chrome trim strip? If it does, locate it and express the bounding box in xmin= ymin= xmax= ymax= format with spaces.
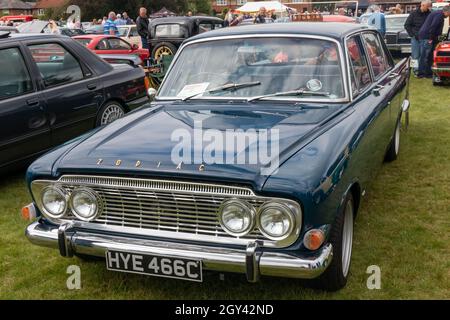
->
xmin=26 ymin=221 xmax=333 ymax=280
xmin=156 ymin=33 xmax=350 ymax=103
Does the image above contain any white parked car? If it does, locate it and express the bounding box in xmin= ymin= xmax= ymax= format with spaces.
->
xmin=117 ymin=25 xmax=142 ymax=48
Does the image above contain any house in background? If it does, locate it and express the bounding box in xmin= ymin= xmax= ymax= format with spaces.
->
xmin=0 ymin=0 xmax=33 ymax=16
xmin=32 ymin=0 xmax=68 ymax=16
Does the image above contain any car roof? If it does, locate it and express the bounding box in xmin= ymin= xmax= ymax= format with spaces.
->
xmin=6 ymin=33 xmax=63 ymax=41
xmin=150 ymin=16 xmax=223 ymax=25
xmin=187 ymin=22 xmax=367 ymax=43
xmin=385 ymin=14 xmax=409 ymax=18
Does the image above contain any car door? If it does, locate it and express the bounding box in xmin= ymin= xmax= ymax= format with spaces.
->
xmin=25 ymin=40 xmax=103 ymax=146
xmin=347 ymin=32 xmax=396 ymax=185
xmin=0 ymin=44 xmax=50 ymax=169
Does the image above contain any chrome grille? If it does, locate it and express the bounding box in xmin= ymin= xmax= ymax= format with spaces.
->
xmin=57 ymin=175 xmax=282 ymax=246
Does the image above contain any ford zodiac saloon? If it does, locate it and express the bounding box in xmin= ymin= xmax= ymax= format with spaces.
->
xmin=24 ymin=23 xmax=410 ymax=291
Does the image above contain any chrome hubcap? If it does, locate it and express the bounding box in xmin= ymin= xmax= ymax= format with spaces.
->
xmin=341 ymin=200 xmax=354 ymax=278
xmin=394 ymin=122 xmax=400 ymax=155
xmin=101 ymin=104 xmax=124 ymax=125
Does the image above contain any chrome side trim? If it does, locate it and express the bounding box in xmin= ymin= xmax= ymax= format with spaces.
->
xmin=26 ymin=221 xmax=333 ymax=281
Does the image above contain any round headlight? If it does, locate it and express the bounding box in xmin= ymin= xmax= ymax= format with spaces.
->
xmin=41 ymin=186 xmax=67 ymax=218
xmin=70 ymin=188 xmax=101 ymax=221
xmin=257 ymin=202 xmax=295 ymax=240
xmin=218 ymin=199 xmax=256 ymax=237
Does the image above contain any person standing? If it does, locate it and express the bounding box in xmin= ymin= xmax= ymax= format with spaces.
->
xmin=404 ymin=1 xmax=431 ymax=75
xmin=417 ymin=5 xmax=450 ymax=78
xmin=136 ymin=7 xmax=150 ymax=50
xmin=123 ymin=12 xmax=133 ymax=25
xmin=104 ymin=12 xmax=119 ymax=35
xmin=367 ymin=5 xmax=386 ymax=37
xmin=254 ymin=7 xmax=267 ymax=24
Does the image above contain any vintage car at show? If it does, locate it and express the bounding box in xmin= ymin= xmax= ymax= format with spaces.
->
xmin=148 ymin=16 xmax=224 ymax=59
xmin=384 ymin=14 xmax=411 ymax=54
xmin=432 ymin=30 xmax=450 ymax=85
xmin=0 ymin=32 xmax=148 ymax=173
xmin=73 ymin=35 xmax=150 ymax=64
xmin=24 ymin=23 xmax=410 ymax=291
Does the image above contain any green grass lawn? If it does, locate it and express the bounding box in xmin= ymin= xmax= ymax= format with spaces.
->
xmin=0 ymin=77 xmax=449 ymax=299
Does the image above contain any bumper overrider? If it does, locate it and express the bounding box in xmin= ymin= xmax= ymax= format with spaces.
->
xmin=26 ymin=220 xmax=333 ymax=282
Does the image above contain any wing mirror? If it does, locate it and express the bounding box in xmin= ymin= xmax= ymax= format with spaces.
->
xmin=401 ymin=99 xmax=410 ymax=112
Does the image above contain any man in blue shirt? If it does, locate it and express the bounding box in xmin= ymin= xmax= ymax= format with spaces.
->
xmin=104 ymin=12 xmax=119 ymax=36
xmin=418 ymin=5 xmax=450 ymax=78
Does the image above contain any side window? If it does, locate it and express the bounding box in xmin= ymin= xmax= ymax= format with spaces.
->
xmin=108 ymin=38 xmax=131 ymax=50
xmin=28 ymin=43 xmax=84 ymax=87
xmin=96 ymin=39 xmax=109 ymax=50
xmin=361 ymin=33 xmax=390 ymax=78
xmin=346 ymin=36 xmax=371 ymax=94
xmin=0 ymin=47 xmax=33 ymax=100
xmin=198 ymin=23 xmax=212 ymax=33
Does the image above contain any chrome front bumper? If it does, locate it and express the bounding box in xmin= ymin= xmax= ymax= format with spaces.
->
xmin=26 ymin=221 xmax=333 ymax=282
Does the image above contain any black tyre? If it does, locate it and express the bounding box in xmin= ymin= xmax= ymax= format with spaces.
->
xmin=385 ymin=118 xmax=401 ymax=162
xmin=96 ymin=101 xmax=126 ymax=127
xmin=151 ymin=42 xmax=177 ymax=60
xmin=310 ymin=193 xmax=355 ymax=291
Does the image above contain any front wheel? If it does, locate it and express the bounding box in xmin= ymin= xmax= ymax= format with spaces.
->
xmin=310 ymin=193 xmax=355 ymax=291
xmin=96 ymin=101 xmax=126 ymax=127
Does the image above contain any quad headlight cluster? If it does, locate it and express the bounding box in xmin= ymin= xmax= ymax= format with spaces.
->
xmin=218 ymin=199 xmax=299 ymax=241
xmin=39 ymin=185 xmax=102 ymax=221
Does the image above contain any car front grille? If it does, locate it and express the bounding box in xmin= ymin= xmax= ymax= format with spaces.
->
xmin=57 ymin=175 xmax=291 ymax=247
xmin=436 ymin=51 xmax=450 ymax=57
xmin=385 ymin=34 xmax=398 ymax=44
xmin=437 ymin=62 xmax=450 ymax=67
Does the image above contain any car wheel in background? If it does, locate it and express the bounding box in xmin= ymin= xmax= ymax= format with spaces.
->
xmin=310 ymin=193 xmax=355 ymax=291
xmin=151 ymin=42 xmax=177 ymax=60
xmin=385 ymin=119 xmax=401 ymax=162
xmin=96 ymin=101 xmax=126 ymax=127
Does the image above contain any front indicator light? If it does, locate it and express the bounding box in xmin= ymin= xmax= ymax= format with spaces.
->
xmin=303 ymin=229 xmax=325 ymax=251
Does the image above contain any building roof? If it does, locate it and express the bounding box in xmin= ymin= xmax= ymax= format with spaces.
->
xmin=188 ymin=22 xmax=367 ymax=43
xmin=34 ymin=0 xmax=68 ymax=9
xmin=0 ymin=0 xmax=33 ymax=9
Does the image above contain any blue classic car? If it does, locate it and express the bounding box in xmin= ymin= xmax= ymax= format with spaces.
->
xmin=24 ymin=23 xmax=410 ymax=291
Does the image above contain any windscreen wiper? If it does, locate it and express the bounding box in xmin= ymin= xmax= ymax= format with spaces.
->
xmin=182 ymin=81 xmax=261 ymax=101
xmin=247 ymin=89 xmax=331 ymax=102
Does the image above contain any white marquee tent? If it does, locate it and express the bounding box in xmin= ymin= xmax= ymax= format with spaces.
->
xmin=235 ymin=1 xmax=291 ymax=13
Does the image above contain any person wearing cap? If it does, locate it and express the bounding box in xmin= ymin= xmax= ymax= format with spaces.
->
xmin=417 ymin=5 xmax=450 ymax=78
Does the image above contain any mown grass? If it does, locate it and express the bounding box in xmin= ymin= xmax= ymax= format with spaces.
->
xmin=0 ymin=77 xmax=449 ymax=299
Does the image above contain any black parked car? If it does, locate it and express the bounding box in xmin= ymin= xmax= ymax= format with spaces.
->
xmin=384 ymin=14 xmax=411 ymax=54
xmin=148 ymin=16 xmax=224 ymax=59
xmin=0 ymin=33 xmax=148 ymax=173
